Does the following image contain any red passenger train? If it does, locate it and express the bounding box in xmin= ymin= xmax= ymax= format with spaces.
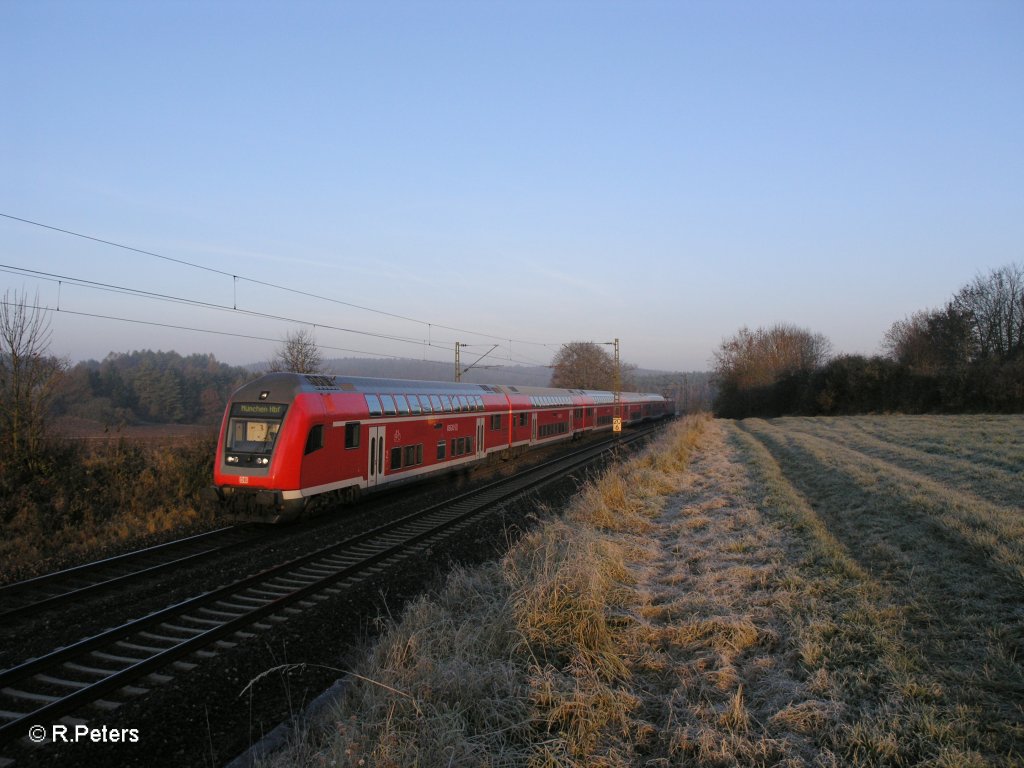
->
xmin=207 ymin=372 xmax=672 ymax=522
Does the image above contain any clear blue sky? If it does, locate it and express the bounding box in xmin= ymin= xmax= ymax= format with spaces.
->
xmin=2 ymin=1 xmax=1022 ymax=374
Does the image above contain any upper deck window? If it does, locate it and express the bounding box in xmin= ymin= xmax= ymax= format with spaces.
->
xmin=365 ymin=395 xmax=383 ymax=417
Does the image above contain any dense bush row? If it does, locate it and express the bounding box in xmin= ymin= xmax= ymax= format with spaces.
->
xmin=716 ymin=354 xmax=1024 ymax=418
xmin=714 ymin=264 xmax=1024 ymax=418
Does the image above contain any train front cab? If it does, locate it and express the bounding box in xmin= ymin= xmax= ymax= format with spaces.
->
xmin=210 ymin=373 xmax=318 ymax=522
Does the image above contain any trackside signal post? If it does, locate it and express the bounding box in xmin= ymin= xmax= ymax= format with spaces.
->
xmin=602 ymin=338 xmax=622 ymax=433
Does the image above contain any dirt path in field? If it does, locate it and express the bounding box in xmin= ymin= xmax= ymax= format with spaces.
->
xmin=625 ymin=418 xmax=839 ymax=764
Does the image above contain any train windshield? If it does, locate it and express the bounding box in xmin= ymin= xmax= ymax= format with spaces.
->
xmin=227 ymin=403 xmax=287 ymax=454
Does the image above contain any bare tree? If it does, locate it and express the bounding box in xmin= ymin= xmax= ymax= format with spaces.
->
xmin=883 ymin=306 xmax=972 ymax=372
xmin=953 ymin=263 xmax=1024 ymax=362
xmin=269 ymin=328 xmax=324 ymax=374
xmin=713 ymin=323 xmax=831 ymax=390
xmin=0 ymin=290 xmax=66 ymax=462
xmin=550 ymin=342 xmax=617 ymax=389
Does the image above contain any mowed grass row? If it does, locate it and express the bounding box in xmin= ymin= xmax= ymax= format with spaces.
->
xmin=769 ymin=415 xmax=1024 ymax=508
xmin=737 ymin=418 xmax=1024 ymax=765
xmin=263 ymin=416 xmax=1023 ymax=767
xmin=845 ymin=415 xmax=1024 ymax=475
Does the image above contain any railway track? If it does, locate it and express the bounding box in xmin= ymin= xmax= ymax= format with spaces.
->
xmin=0 ymin=425 xmax=658 ymax=758
xmin=0 ymin=526 xmax=260 ymax=623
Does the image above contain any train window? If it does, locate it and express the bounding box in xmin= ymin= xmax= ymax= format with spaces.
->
xmin=574 ymin=408 xmax=583 ymax=419
xmin=430 ymin=395 xmax=443 ymax=413
xmin=441 ymin=396 xmax=453 ymax=413
xmin=395 ymin=395 xmax=410 ymax=415
xmin=304 ymin=424 xmax=324 ymax=455
xmin=408 ymin=396 xmax=422 ymax=415
xmin=466 ymin=437 xmax=474 ymax=453
xmin=451 ymin=397 xmax=461 ymax=413
xmin=391 ymin=447 xmax=402 ymax=469
xmin=518 ymin=413 xmax=528 ymax=427
xmin=380 ymin=395 xmax=397 ymax=416
xmin=461 ymin=396 xmax=471 ymax=411
xmin=436 ymin=440 xmax=446 ymax=460
xmin=229 ymin=418 xmax=282 ymax=453
xmin=403 ymin=445 xmax=417 ymax=466
xmin=365 ymin=395 xmax=383 ymax=417
xmin=490 ymin=414 xmax=502 ymax=430
xmin=345 ymin=422 xmax=360 ymax=449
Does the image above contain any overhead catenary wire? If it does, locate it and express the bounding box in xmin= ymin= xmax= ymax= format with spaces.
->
xmin=0 ymin=212 xmax=560 ymax=353
xmin=0 ymin=297 xmax=477 ymax=371
xmin=0 ymin=263 xmax=555 ymax=368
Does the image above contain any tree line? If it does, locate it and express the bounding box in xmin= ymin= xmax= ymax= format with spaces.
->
xmin=713 ymin=263 xmax=1024 ymax=418
xmin=55 ymin=350 xmax=250 ymax=427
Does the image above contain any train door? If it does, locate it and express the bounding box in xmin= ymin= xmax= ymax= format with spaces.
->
xmin=475 ymin=417 xmax=485 ymax=459
xmin=368 ymin=425 xmax=386 ymax=487
xmin=531 ymin=412 xmax=538 ymax=443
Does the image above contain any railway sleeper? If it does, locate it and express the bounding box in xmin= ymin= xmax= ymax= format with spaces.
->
xmin=115 ymin=640 xmax=172 ymax=654
xmin=145 ymin=625 xmax=201 ymax=638
xmin=90 ymin=651 xmax=146 ymax=664
xmin=33 ymin=675 xmax=91 ymax=691
xmin=2 ymin=688 xmax=59 ymax=704
xmin=61 ymin=663 xmax=114 ymax=678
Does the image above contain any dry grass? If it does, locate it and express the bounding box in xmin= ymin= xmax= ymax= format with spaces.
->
xmin=0 ymin=436 xmax=217 ymax=582
xmin=261 ymin=415 xmax=1023 ymax=767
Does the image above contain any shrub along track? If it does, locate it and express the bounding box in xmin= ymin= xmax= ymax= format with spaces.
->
xmin=0 ymin=426 xmax=661 ymax=768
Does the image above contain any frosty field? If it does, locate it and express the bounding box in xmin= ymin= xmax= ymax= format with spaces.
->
xmin=265 ymin=415 xmax=1024 ymax=767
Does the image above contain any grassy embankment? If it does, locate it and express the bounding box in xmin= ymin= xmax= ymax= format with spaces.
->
xmin=0 ymin=435 xmax=217 ymax=583
xmin=265 ymin=414 xmax=1023 ymax=767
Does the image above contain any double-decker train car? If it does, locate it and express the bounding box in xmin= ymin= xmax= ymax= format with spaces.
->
xmin=206 ymin=372 xmax=671 ymax=522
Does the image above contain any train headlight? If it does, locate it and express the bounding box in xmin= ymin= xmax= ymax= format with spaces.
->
xmin=258 ymin=457 xmax=270 ymax=465
xmin=226 ymin=455 xmax=239 ymax=464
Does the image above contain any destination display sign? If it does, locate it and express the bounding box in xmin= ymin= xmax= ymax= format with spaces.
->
xmin=231 ymin=402 xmax=288 ymax=418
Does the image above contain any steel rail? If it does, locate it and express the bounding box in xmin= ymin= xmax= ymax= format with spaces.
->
xmin=0 ymin=527 xmax=254 ymax=622
xmin=0 ymin=425 xmax=659 ymax=749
